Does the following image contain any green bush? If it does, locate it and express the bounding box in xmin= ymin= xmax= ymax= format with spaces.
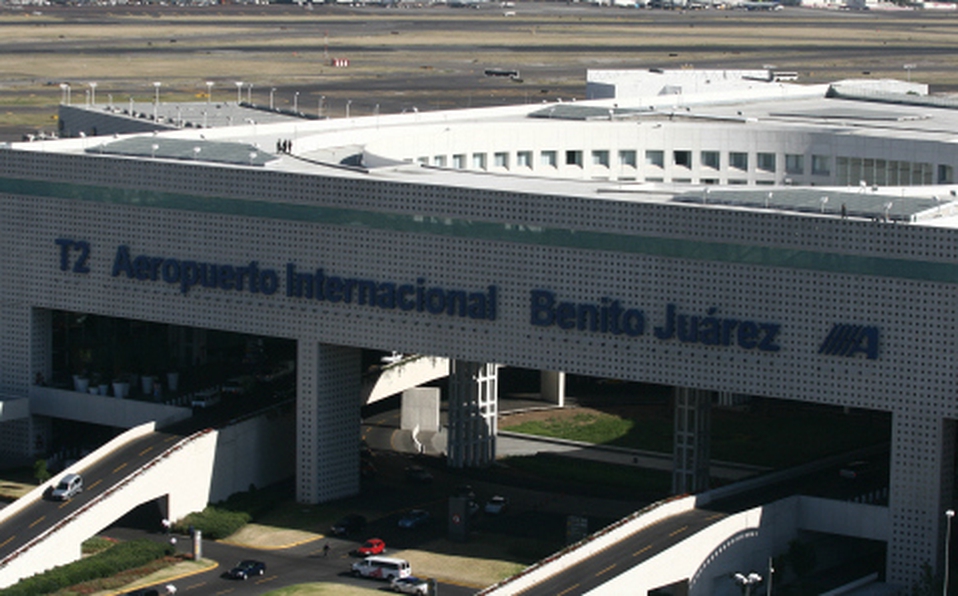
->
xmin=3 ymin=539 xmax=171 ymax=596
xmin=175 ymin=506 xmax=251 ymax=540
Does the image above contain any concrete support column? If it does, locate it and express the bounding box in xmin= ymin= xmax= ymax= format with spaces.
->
xmin=886 ymin=411 xmax=954 ymax=587
xmin=295 ymin=341 xmax=361 ymax=504
xmin=446 ymin=361 xmax=498 ymax=468
xmin=672 ymin=386 xmax=711 ymax=495
xmin=540 ymin=370 xmax=566 ymax=407
xmin=1 ymin=302 xmax=32 ymax=395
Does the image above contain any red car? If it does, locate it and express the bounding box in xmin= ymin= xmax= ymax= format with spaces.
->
xmin=356 ymin=538 xmax=386 ymax=556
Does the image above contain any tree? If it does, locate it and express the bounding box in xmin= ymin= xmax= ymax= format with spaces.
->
xmin=33 ymin=459 xmax=50 ymax=485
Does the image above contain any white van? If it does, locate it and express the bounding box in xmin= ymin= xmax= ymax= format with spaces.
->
xmin=350 ymin=556 xmax=411 ymax=581
xmin=51 ymin=473 xmax=82 ymax=500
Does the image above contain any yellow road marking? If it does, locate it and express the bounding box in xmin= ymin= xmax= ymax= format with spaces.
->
xmin=596 ymin=563 xmax=617 ymax=577
xmin=0 ymin=535 xmax=15 ymax=549
xmin=113 ymin=462 xmax=127 ymax=474
xmin=705 ymin=513 xmax=723 ymax=521
xmin=87 ymin=479 xmax=102 ymax=491
xmin=186 ymin=581 xmax=207 ymax=589
xmin=556 ymin=583 xmax=580 ymax=596
xmin=164 ymin=435 xmax=178 ymax=443
xmin=29 ymin=516 xmax=45 ymax=528
xmin=633 ymin=544 xmax=653 ymax=557
xmin=214 ymin=589 xmax=234 ymax=595
xmin=669 ymin=525 xmax=688 ymax=537
xmin=58 ymin=500 xmax=72 ymax=509
xmin=255 ymin=575 xmax=277 ymax=584
xmin=139 ymin=446 xmax=153 ymax=456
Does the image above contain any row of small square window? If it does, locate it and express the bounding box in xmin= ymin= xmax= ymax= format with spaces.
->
xmin=415 ymin=149 xmax=834 ymax=175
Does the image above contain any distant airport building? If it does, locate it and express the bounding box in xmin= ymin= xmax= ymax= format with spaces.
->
xmin=3 ymin=70 xmax=958 ymax=591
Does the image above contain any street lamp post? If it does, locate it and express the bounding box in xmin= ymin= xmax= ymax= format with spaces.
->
xmin=319 ymin=95 xmax=325 ymax=118
xmin=152 ymin=82 xmax=161 ymax=122
xmin=733 ymin=572 xmax=762 ymax=596
xmin=205 ymin=81 xmax=214 ymax=105
xmin=247 ymin=83 xmax=253 ymax=105
xmin=946 ymin=510 xmax=955 ymax=596
xmin=904 ymin=64 xmax=916 ymax=82
xmin=88 ymin=82 xmax=97 ymax=106
xmin=60 ymin=83 xmax=70 ymax=105
xmin=235 ymin=81 xmax=243 ymax=104
xmin=293 ymin=91 xmax=300 ymax=114
xmin=269 ymin=87 xmax=276 ymax=110
xmin=346 ymin=99 xmax=352 ymax=118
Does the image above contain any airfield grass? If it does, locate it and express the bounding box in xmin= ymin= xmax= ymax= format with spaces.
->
xmin=4 ymin=6 xmax=958 ymax=137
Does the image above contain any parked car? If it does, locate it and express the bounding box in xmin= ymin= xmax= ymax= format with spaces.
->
xmin=50 ymin=473 xmax=82 ymax=500
xmin=227 ymin=560 xmax=266 ymax=580
xmin=331 ymin=513 xmax=367 ymax=536
xmin=454 ymin=484 xmax=476 ymax=501
xmin=404 ymin=465 xmax=434 ymax=484
xmin=398 ymin=509 xmax=431 ymax=529
xmin=391 ymin=575 xmax=430 ymax=595
xmin=484 ymin=495 xmax=509 ymax=514
xmin=839 ymin=460 xmax=871 ymax=480
xmin=356 ymin=538 xmax=386 ymax=556
xmin=351 ymin=556 xmax=412 ymax=581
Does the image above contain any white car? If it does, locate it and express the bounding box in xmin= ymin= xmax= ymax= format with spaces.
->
xmin=390 ymin=575 xmax=429 ymax=595
xmin=484 ymin=495 xmax=508 ymax=514
xmin=50 ymin=473 xmax=82 ymax=500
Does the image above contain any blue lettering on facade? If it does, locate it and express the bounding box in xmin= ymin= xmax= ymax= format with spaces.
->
xmin=530 ymin=289 xmax=644 ymax=337
xmin=284 ymin=264 xmax=496 ymax=321
xmin=819 ymin=324 xmax=879 ymax=359
xmin=654 ymin=304 xmax=780 ymax=352
xmin=532 ymin=292 xmax=781 ymax=352
xmin=112 ymin=245 xmax=278 ymax=296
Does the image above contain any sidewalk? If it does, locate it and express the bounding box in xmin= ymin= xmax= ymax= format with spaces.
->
xmin=394 ymin=426 xmax=769 ymax=481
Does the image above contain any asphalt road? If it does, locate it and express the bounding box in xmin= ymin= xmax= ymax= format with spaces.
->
xmin=0 ymin=431 xmax=182 ymax=562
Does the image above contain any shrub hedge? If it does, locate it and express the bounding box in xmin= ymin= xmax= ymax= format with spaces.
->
xmin=174 ymin=506 xmax=251 ymax=540
xmin=3 ymin=539 xmax=172 ymax=596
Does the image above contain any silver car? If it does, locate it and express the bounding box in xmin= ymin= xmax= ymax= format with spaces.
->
xmin=390 ymin=575 xmax=429 ymax=595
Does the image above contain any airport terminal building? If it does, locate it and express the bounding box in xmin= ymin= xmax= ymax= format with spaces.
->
xmin=2 ymin=70 xmax=958 ymax=590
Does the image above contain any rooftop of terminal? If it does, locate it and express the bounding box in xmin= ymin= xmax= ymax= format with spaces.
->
xmin=7 ymin=68 xmax=958 ymax=226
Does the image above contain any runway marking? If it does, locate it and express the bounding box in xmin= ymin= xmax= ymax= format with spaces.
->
xmin=632 ymin=544 xmax=653 ymax=557
xmin=596 ymin=563 xmax=617 ymax=577
xmin=29 ymin=516 xmax=45 ymax=528
xmin=0 ymin=535 xmax=14 ymax=549
xmin=669 ymin=525 xmax=688 ymax=537
xmin=139 ymin=446 xmax=153 ymax=456
xmin=113 ymin=462 xmax=127 ymax=474
xmin=87 ymin=479 xmax=102 ymax=491
xmin=556 ymin=583 xmax=580 ymax=596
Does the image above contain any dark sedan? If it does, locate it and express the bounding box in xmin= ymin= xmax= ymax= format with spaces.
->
xmin=227 ymin=559 xmax=266 ymax=580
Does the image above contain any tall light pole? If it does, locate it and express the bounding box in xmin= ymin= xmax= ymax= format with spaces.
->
xmin=235 ymin=81 xmax=243 ymax=104
xmin=152 ymin=82 xmax=161 ymax=122
xmin=60 ymin=83 xmax=70 ymax=105
xmin=247 ymin=83 xmax=253 ymax=104
xmin=734 ymin=572 xmax=762 ymax=596
xmin=88 ymin=82 xmax=97 ymax=106
xmin=946 ymin=509 xmax=955 ymax=596
xmin=293 ymin=91 xmax=299 ymax=114
xmin=346 ymin=99 xmax=352 ymax=119
xmin=205 ymin=81 xmax=214 ymax=105
xmin=319 ymin=95 xmax=325 ymax=118
xmin=904 ymin=64 xmax=916 ymax=82
xmin=269 ymin=87 xmax=276 ymax=110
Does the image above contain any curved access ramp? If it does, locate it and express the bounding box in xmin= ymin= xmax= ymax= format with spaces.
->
xmin=0 ymin=423 xmax=217 ymax=589
xmin=361 ymin=354 xmax=450 ymax=405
